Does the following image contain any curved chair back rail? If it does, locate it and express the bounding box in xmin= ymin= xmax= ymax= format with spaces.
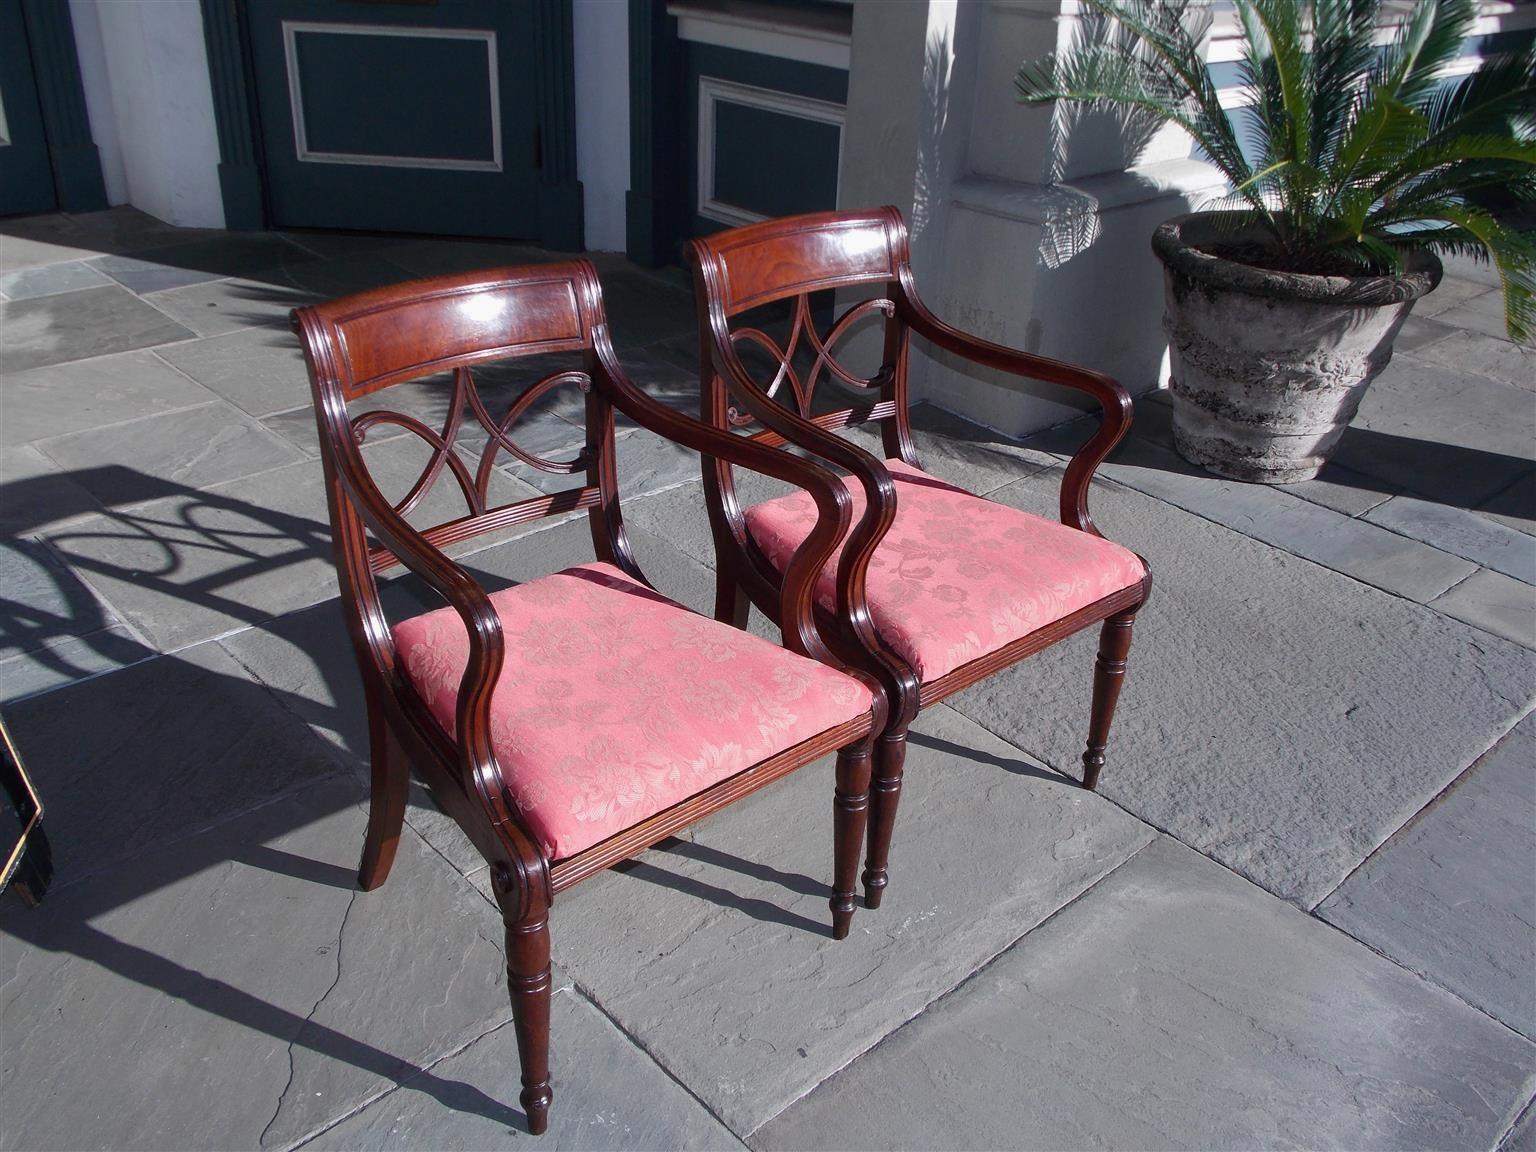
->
xmin=291 ymin=261 xmax=888 ymax=1135
xmin=687 ymin=207 xmax=1152 ymax=915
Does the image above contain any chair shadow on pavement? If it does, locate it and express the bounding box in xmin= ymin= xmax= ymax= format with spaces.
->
xmin=0 ymin=465 xmax=532 ymax=1134
xmin=0 ymin=463 xmax=873 ymax=1136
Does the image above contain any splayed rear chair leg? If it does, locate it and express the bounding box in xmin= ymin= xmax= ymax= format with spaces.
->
xmin=357 ymin=710 xmax=408 ymax=891
xmin=714 ymin=563 xmax=750 ymax=628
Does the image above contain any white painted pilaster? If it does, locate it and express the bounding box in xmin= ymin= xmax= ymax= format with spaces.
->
xmin=573 ymin=0 xmax=630 ymax=252
xmin=841 ymin=0 xmax=1226 ymax=438
xmin=69 ymin=0 xmax=224 ymax=229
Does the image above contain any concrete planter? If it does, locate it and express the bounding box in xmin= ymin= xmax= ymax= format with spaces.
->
xmin=1152 ymin=213 xmax=1442 ymax=483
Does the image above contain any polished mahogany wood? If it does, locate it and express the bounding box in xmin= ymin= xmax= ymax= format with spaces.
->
xmin=687 ymin=207 xmax=1152 ymax=911
xmin=292 ymin=261 xmax=890 ymax=1135
xmin=1082 ymin=611 xmax=1137 ymax=791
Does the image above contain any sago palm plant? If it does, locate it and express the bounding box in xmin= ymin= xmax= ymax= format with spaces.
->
xmin=1014 ymin=0 xmax=1536 ymax=341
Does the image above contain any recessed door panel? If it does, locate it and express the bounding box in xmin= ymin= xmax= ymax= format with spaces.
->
xmin=248 ymin=1 xmax=542 ymax=239
xmin=0 ymin=0 xmax=58 ymax=217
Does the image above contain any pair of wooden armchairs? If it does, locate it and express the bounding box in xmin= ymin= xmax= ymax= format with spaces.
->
xmin=293 ymin=208 xmax=1148 ymax=1135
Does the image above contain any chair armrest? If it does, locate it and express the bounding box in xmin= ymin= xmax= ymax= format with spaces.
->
xmin=326 ymin=441 xmax=509 ymax=759
xmin=679 ymin=326 xmax=918 ymax=709
xmin=591 ymin=327 xmax=890 ymax=714
xmin=294 ymin=305 xmax=550 ymax=908
xmin=894 ymin=266 xmax=1133 ymax=536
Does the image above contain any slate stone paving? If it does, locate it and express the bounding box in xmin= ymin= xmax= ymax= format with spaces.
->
xmin=1 ymin=207 xmax=1532 ymax=1150
xmin=1318 ymin=715 xmax=1536 ymax=1039
xmin=755 ymin=838 xmax=1536 ymax=1152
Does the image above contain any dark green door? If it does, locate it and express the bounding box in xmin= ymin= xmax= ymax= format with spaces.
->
xmin=0 ymin=0 xmax=58 ymax=217
xmin=247 ymin=0 xmax=570 ymax=242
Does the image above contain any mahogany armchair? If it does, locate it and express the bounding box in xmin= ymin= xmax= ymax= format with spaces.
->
xmin=291 ymin=262 xmax=888 ymax=1135
xmin=687 ymin=206 xmax=1151 ymax=912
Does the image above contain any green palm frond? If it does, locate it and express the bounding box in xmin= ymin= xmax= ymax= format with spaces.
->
xmin=1420 ymin=40 xmax=1536 ymax=141
xmin=1393 ymin=205 xmax=1536 ymax=341
xmin=1245 ymin=0 xmax=1311 ymax=176
xmin=1373 ymin=0 xmax=1477 ymax=106
xmin=1013 ymin=0 xmax=1536 ymax=340
xmin=1309 ymin=0 xmax=1379 ymax=170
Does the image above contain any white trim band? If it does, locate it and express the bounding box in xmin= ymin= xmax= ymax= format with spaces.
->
xmin=668 ymin=3 xmax=851 ymax=70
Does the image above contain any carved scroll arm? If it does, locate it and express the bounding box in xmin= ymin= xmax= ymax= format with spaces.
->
xmin=693 ymin=313 xmax=918 ymax=714
xmin=893 ymin=263 xmax=1133 ymax=537
xmin=589 ymin=323 xmax=888 ymax=727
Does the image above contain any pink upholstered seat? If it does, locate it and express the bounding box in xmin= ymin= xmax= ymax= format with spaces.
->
xmin=745 ymin=459 xmax=1146 ymax=683
xmin=393 ymin=562 xmax=873 ymax=861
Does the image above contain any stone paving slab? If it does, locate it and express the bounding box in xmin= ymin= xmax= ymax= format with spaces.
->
xmin=382 ymin=238 xmax=550 ymax=279
xmin=0 ymin=347 xmax=217 ymax=448
xmin=1431 ymin=567 xmax=1536 ymax=649
xmin=145 ymin=275 xmax=310 ymax=339
xmin=41 ymin=441 xmax=541 ymax=652
xmin=1415 ymin=276 xmax=1498 ymax=319
xmin=0 ymin=445 xmax=105 ymax=533
xmin=156 ymin=324 xmax=316 ymax=419
xmin=1034 ymin=402 xmax=1478 ymax=602
xmin=1391 ymin=312 xmax=1461 ymax=354
xmin=1333 ymin=356 xmax=1534 ymax=507
xmin=0 ymin=535 xmax=152 ymax=703
xmin=951 ymin=469 xmax=1535 ymax=907
xmin=1409 ymin=333 xmax=1536 ymax=392
xmin=503 ymin=424 xmax=701 ymax=502
xmin=1318 ymin=716 xmax=1535 ymax=1039
xmin=0 ymin=285 xmax=196 ymax=373
xmin=844 ymin=403 xmax=1058 ymax=496
xmin=1278 ymin=460 xmax=1399 ymax=517
xmin=1431 ymin=285 xmax=1527 ymax=344
xmin=87 ymin=233 xmax=315 ymax=295
xmin=0 ymin=260 xmax=115 ymax=301
xmin=1479 ymin=471 xmax=1536 ymax=537
xmin=280 ymin=231 xmax=414 ymax=260
xmin=0 ymin=776 xmax=514 ymax=1151
xmin=212 ymin=590 xmax=492 ymax=884
xmin=753 ymin=836 xmax=1536 ymax=1152
xmin=0 ymin=626 xmax=152 ymax=705
xmin=548 ymin=703 xmax=1154 ymax=1136
xmin=0 ymin=207 xmax=221 ymax=271
xmin=623 ymin=474 xmax=792 ymax=574
xmin=35 ymin=400 xmax=307 ymax=502
xmin=1364 ymin=493 xmax=1536 ymax=584
xmin=595 ymin=266 xmax=699 ymax=349
xmin=0 ymin=536 xmax=124 ymax=658
xmin=303 ymin=994 xmax=745 ymax=1151
xmin=0 ymin=641 xmax=352 ymax=892
xmin=40 ymin=459 xmax=343 ymax=652
xmin=1507 ymin=1101 xmax=1536 ymax=1152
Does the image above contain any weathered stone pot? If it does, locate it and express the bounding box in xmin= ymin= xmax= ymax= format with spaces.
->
xmin=1152 ymin=212 xmax=1442 ymax=483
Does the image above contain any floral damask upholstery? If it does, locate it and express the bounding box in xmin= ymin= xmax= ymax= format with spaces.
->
xmin=393 ymin=563 xmax=873 ymax=860
xmin=745 ymin=459 xmax=1146 ymax=683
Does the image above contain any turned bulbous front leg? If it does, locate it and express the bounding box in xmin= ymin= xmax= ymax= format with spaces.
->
xmin=496 ymin=867 xmax=554 ymax=1135
xmin=1081 ymin=611 xmax=1137 ymax=791
xmin=862 ymin=727 xmax=908 ymax=909
xmin=831 ymin=742 xmax=874 ymax=938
